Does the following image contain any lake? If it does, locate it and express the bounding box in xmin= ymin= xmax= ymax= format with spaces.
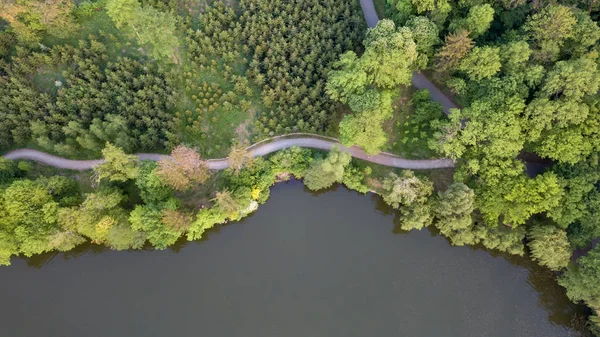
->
xmin=0 ymin=180 xmax=589 ymax=337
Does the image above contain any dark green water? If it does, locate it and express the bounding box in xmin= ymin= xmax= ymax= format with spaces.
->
xmin=0 ymin=180 xmax=589 ymax=337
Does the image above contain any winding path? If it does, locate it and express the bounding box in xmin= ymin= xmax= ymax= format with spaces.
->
xmin=1 ymin=1 xmax=459 ymax=171
xmin=3 ymin=134 xmax=455 ymax=171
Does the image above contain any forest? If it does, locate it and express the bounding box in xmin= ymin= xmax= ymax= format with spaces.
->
xmin=0 ymin=0 xmax=600 ymax=334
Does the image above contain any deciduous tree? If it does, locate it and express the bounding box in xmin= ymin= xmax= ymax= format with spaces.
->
xmin=528 ymin=224 xmax=571 ymax=270
xmin=156 ymin=145 xmax=210 ymax=191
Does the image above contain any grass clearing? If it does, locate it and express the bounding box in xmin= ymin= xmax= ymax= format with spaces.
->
xmin=386 ymin=87 xmax=444 ymax=159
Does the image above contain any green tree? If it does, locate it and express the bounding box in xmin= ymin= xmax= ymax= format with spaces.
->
xmin=406 ymin=16 xmax=440 ymax=58
xmin=559 ymin=245 xmax=600 ymax=305
xmin=106 ymin=0 xmax=179 ymax=62
xmin=434 ymin=182 xmax=477 ymax=245
xmin=339 ymin=113 xmax=388 ymax=155
xmin=541 ymin=54 xmax=600 ymax=101
xmin=129 ymin=204 xmax=181 ymax=249
xmin=342 ymin=165 xmax=370 ymax=194
xmin=479 ymin=172 xmax=563 ymax=227
xmin=362 ymin=19 xmax=419 ymax=88
xmin=381 ymin=170 xmax=433 ymax=208
xmin=326 ymin=52 xmax=368 ymax=103
xmin=528 ymin=224 xmax=571 ymax=271
xmin=105 ymin=0 xmax=139 ymax=28
xmin=526 ymin=5 xmax=577 ymax=62
xmin=0 ymin=180 xmax=60 ymax=260
xmin=156 ymin=145 xmax=210 ymax=191
xmin=133 ymin=6 xmax=180 ymax=61
xmin=135 ymin=161 xmax=174 ymax=204
xmin=94 ymin=143 xmax=140 ymax=182
xmin=459 ymin=46 xmax=502 ymax=81
xmin=450 ymin=4 xmax=495 ymax=38
xmin=304 ymin=147 xmax=352 ymax=191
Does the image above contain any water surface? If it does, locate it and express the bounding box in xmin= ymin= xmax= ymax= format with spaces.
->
xmin=0 ymin=180 xmax=587 ymax=337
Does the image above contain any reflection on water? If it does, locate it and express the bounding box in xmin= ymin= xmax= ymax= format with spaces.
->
xmin=17 ymin=180 xmax=591 ymax=336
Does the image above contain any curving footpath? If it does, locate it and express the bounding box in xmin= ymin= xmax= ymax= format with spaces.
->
xmin=3 ymin=134 xmax=455 ymax=171
xmin=1 ymin=2 xmax=460 ymax=172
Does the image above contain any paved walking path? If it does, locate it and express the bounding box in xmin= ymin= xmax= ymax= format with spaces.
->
xmin=1 ymin=1 xmax=460 ymax=172
xmin=3 ymin=134 xmax=454 ymax=171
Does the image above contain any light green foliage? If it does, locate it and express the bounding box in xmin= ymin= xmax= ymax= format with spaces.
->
xmin=106 ymin=0 xmax=179 ymax=61
xmin=381 ymin=170 xmax=433 ymax=208
xmin=339 ymin=89 xmax=394 ymax=155
xmin=94 ymin=143 xmax=140 ymax=182
xmin=541 ymin=54 xmax=600 ymax=101
xmin=546 ymin=160 xmax=600 ymax=242
xmin=328 ymin=20 xmax=418 ymax=100
xmin=431 ymin=95 xmax=525 ymax=164
xmin=434 ymin=182 xmax=476 ymax=245
xmin=406 ymin=16 xmax=440 ymax=58
xmin=450 ymin=4 xmax=494 ymax=38
xmin=559 ymin=246 xmax=600 ymax=305
xmin=526 ymin=5 xmax=577 ymax=62
xmin=528 ymin=224 xmax=571 ymax=271
xmin=133 ymin=6 xmax=179 ymax=61
xmin=72 ymin=188 xmax=145 ymax=251
xmin=459 ymin=47 xmax=501 ymax=81
xmin=0 ymin=180 xmax=59 ymax=258
xmin=569 ymin=191 xmax=600 ymax=248
xmin=187 ymin=208 xmax=228 ymax=241
xmin=397 ymin=200 xmax=433 ymax=231
xmin=479 ymin=172 xmax=562 ymax=227
xmin=479 ymin=225 xmax=525 ymax=256
xmin=326 ymin=52 xmax=368 ymax=104
xmin=339 ymin=113 xmax=389 ymax=155
xmin=222 ymin=157 xmax=276 ymax=204
xmin=74 ymin=188 xmax=126 ymax=242
xmin=129 ymin=204 xmax=181 ymax=249
xmin=567 ymin=12 xmax=600 ymax=57
xmin=407 ymin=0 xmax=450 ymax=15
xmin=500 ymin=40 xmax=531 ymax=74
xmin=105 ymin=0 xmax=139 ymax=28
xmin=304 ymin=147 xmax=352 ymax=191
xmin=363 ymin=20 xmax=419 ymax=88
xmin=329 ymin=20 xmax=416 ymax=155
xmin=382 ymin=171 xmax=434 ymax=230
xmin=0 ymin=176 xmax=84 ymax=265
xmin=524 ymin=58 xmax=600 ymax=164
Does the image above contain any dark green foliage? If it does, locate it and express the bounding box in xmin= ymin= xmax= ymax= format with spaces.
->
xmin=0 ymin=37 xmax=176 ymax=156
xmin=560 ymin=246 xmax=600 ymax=306
xmin=242 ymin=0 xmax=366 ymax=136
xmin=342 ymin=165 xmax=370 ymax=194
xmin=130 ymin=203 xmax=181 ymax=249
